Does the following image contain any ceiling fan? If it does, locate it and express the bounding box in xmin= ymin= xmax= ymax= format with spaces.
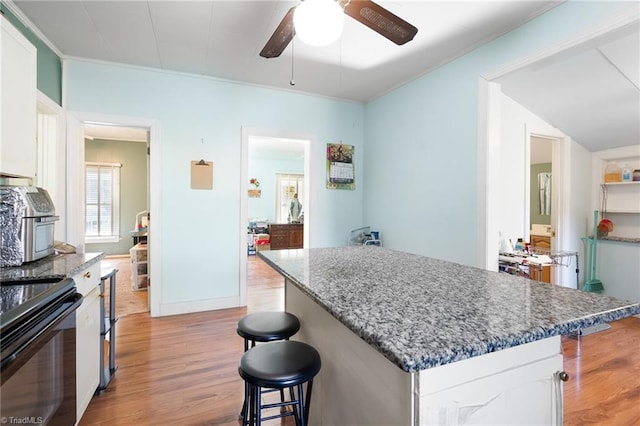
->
xmin=260 ymin=0 xmax=418 ymax=58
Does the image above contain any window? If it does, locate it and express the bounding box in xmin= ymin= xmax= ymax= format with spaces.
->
xmin=85 ymin=162 xmax=121 ymax=243
xmin=276 ymin=173 xmax=304 ymax=224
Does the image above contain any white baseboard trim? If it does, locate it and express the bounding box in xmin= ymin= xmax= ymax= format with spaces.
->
xmin=158 ymin=296 xmax=240 ymax=317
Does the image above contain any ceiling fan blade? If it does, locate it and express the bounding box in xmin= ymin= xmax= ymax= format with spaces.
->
xmin=260 ymin=7 xmax=296 ymax=58
xmin=343 ymin=0 xmax=417 ymax=45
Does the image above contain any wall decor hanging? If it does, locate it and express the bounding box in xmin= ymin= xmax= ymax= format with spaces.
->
xmin=326 ymin=143 xmax=355 ymax=190
xmin=190 ymin=159 xmax=213 ymax=190
xmin=248 ymin=177 xmax=261 ymax=197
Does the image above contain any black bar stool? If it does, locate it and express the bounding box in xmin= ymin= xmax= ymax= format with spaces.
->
xmin=237 ymin=312 xmax=301 ymax=419
xmin=237 ymin=311 xmax=300 ymax=351
xmin=239 ymin=340 xmax=321 ymax=426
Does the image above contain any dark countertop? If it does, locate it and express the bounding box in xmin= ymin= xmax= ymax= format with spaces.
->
xmin=259 ymin=246 xmax=640 ymax=373
xmin=0 ymin=252 xmax=105 ymax=281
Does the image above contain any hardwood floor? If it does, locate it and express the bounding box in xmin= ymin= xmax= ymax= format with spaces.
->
xmin=100 ymin=255 xmax=149 ymax=317
xmin=562 ymin=318 xmax=640 ymax=425
xmin=80 ymin=256 xmax=640 ymax=425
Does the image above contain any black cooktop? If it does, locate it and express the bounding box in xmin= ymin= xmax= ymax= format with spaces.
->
xmin=0 ymin=276 xmax=71 ymax=331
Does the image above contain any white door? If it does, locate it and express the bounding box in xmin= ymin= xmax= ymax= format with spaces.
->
xmin=65 ymin=115 xmax=86 ymax=252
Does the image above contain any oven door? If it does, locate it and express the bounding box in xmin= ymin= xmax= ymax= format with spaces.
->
xmin=1 ymin=292 xmax=82 ymax=425
xmin=22 ymin=216 xmax=59 ymax=262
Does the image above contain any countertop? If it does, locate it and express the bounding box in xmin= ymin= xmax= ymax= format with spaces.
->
xmin=600 ymin=235 xmax=640 ymax=244
xmin=259 ymin=246 xmax=640 ymax=373
xmin=0 ymin=252 xmax=105 ymax=281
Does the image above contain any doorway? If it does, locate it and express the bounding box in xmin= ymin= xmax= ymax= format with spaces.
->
xmin=84 ymin=123 xmax=149 ymax=315
xmin=239 ymin=127 xmax=313 ymax=306
xmin=527 ymin=135 xmax=556 ymax=284
xmin=477 ymin=11 xmax=637 ymax=283
xmin=66 ymin=112 xmax=161 ymax=316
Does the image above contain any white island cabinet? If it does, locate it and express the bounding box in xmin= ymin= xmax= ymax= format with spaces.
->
xmin=0 ymin=16 xmax=37 ymax=178
xmin=72 ymin=260 xmax=101 ymax=423
xmin=260 ymin=247 xmax=640 ymax=425
xmin=287 ymin=282 xmax=563 ymax=425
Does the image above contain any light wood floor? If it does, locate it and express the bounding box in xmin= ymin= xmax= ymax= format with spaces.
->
xmin=80 ymin=255 xmax=640 ymax=425
xmin=101 ymin=255 xmax=149 ymax=317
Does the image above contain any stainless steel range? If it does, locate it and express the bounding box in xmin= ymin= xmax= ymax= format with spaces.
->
xmin=0 ymin=186 xmax=59 ymax=266
xmin=1 ymin=276 xmax=82 ymax=425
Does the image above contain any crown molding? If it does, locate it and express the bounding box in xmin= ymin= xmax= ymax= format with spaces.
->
xmin=2 ymin=0 xmax=64 ymax=58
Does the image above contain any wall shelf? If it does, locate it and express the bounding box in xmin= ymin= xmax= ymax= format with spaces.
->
xmin=602 ymin=181 xmax=640 ymax=186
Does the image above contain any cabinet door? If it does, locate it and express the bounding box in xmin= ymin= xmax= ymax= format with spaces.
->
xmin=531 ymin=235 xmax=551 ymax=250
xmin=76 ymin=286 xmax=101 ymax=422
xmin=269 ymin=225 xmax=289 ymax=250
xmin=421 ymin=354 xmax=564 ymax=425
xmin=530 ymin=265 xmax=551 ymax=283
xmin=73 ymin=262 xmax=101 ymax=296
xmin=289 ymin=225 xmax=303 ymax=248
xmin=0 ymin=17 xmax=37 ymax=178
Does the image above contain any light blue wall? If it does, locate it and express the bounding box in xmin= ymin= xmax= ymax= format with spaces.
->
xmin=248 ymin=157 xmax=304 ymax=224
xmin=363 ymin=1 xmax=636 ymax=266
xmin=65 ymin=61 xmax=364 ymax=306
xmin=64 ymin=0 xmax=635 ymax=309
xmin=598 ymin=241 xmax=640 ymax=302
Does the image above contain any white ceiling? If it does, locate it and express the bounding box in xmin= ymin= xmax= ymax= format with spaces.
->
xmin=84 ymin=123 xmax=148 ymax=142
xmin=497 ymin=26 xmax=640 ymax=152
xmin=9 ymin=0 xmax=561 ymax=102
xmin=8 ymin=1 xmax=639 ymax=154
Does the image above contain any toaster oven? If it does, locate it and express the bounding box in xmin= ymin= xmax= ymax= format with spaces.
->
xmin=0 ymin=186 xmax=59 ymax=266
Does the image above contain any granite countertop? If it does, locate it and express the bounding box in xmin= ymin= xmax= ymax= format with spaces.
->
xmin=0 ymin=252 xmax=105 ymax=281
xmin=600 ymin=235 xmax=640 ymax=244
xmin=259 ymin=246 xmax=640 ymax=373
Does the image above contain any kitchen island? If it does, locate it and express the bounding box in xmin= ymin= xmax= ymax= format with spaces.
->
xmin=259 ymin=246 xmax=640 ymax=425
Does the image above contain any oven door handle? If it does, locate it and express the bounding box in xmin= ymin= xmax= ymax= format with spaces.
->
xmin=34 ymin=215 xmax=60 ymax=223
xmin=1 ymin=293 xmax=83 ymax=369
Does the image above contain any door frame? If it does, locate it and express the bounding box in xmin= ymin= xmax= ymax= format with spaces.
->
xmin=239 ymin=126 xmax=314 ymax=307
xmin=526 ymin=132 xmax=565 ymax=285
xmin=36 ymin=90 xmax=66 ymax=241
xmin=476 ymin=8 xmax=639 ymax=272
xmin=66 ymin=111 xmax=162 ymax=317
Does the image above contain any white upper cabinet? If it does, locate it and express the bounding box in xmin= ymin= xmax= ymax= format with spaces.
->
xmin=1 ymin=16 xmax=37 ymax=178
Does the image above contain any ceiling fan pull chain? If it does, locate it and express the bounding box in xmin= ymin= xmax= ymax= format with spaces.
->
xmin=340 ymin=37 xmax=343 ymax=90
xmin=290 ymin=39 xmax=296 ymax=86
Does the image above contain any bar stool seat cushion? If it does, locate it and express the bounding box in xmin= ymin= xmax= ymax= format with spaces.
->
xmin=237 ymin=312 xmax=300 ymax=343
xmin=239 ymin=341 xmax=321 ymax=389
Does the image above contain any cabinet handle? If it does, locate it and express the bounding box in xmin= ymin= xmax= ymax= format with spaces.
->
xmin=84 ymin=271 xmax=91 ymax=278
xmin=554 ymin=370 xmax=569 ymax=425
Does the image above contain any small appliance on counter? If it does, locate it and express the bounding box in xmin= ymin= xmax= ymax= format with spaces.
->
xmin=0 ymin=186 xmax=59 ymax=267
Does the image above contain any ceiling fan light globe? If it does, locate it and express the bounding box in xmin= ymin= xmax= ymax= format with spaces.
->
xmin=294 ymin=0 xmax=344 ymax=46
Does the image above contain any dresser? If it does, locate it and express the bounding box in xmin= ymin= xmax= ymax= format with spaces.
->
xmin=530 ymin=234 xmax=551 ymax=283
xmin=269 ymin=224 xmax=303 ymax=250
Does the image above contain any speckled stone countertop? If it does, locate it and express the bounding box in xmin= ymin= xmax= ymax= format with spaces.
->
xmin=259 ymin=246 xmax=640 ymax=373
xmin=600 ymin=235 xmax=640 ymax=244
xmin=0 ymin=252 xmax=104 ymax=281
